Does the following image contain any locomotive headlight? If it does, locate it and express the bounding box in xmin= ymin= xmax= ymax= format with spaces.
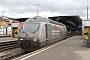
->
xmin=33 ymin=38 xmax=38 ymax=41
xmin=20 ymin=39 xmax=23 ymax=40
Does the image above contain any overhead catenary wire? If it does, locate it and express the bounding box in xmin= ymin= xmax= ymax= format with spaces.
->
xmin=7 ymin=8 xmax=22 ymax=14
xmin=1 ymin=6 xmax=22 ymax=14
xmin=24 ymin=0 xmax=53 ymax=13
xmin=3 ymin=0 xmax=57 ymax=16
xmin=1 ymin=0 xmax=47 ymax=17
xmin=11 ymin=0 xmax=23 ymax=14
xmin=42 ymin=0 xmax=58 ymax=12
xmin=1 ymin=0 xmax=58 ymax=17
xmin=1 ymin=0 xmax=23 ymax=14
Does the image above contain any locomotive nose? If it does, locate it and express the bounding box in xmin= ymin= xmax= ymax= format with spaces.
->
xmin=25 ymin=33 xmax=29 ymax=36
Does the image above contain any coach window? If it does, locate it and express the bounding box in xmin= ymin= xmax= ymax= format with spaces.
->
xmin=42 ymin=24 xmax=45 ymax=31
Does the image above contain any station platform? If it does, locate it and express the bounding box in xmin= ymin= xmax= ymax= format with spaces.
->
xmin=0 ymin=34 xmax=17 ymax=42
xmin=0 ymin=34 xmax=11 ymax=38
xmin=22 ymin=36 xmax=90 ymax=60
xmin=0 ymin=37 xmax=17 ymax=42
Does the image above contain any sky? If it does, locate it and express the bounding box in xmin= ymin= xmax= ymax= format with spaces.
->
xmin=0 ymin=0 xmax=90 ymax=20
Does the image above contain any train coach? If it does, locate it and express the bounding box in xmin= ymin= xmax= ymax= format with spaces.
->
xmin=17 ymin=16 xmax=67 ymax=51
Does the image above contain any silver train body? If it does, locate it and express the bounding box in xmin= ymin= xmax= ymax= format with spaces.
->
xmin=18 ymin=16 xmax=67 ymax=51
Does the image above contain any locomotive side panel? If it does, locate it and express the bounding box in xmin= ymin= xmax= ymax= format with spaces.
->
xmin=42 ymin=24 xmax=67 ymax=46
xmin=50 ymin=24 xmax=65 ymax=43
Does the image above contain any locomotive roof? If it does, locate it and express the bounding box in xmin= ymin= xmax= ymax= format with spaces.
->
xmin=24 ymin=16 xmax=50 ymax=24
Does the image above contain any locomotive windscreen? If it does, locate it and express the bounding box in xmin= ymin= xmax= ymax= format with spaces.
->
xmin=22 ymin=23 xmax=40 ymax=32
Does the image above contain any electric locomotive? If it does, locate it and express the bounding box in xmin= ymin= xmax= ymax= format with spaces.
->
xmin=18 ymin=16 xmax=67 ymax=51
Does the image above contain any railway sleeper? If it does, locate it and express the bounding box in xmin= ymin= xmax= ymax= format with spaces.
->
xmin=0 ymin=45 xmax=18 ymax=52
xmin=0 ymin=41 xmax=17 ymax=46
xmin=0 ymin=44 xmax=17 ymax=49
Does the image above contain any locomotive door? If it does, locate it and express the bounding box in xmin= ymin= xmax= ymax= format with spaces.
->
xmin=41 ymin=24 xmax=46 ymax=41
xmin=45 ymin=24 xmax=52 ymax=44
xmin=45 ymin=24 xmax=48 ymax=44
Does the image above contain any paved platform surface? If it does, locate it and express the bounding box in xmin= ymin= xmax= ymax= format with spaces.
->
xmin=0 ymin=34 xmax=11 ymax=38
xmin=25 ymin=36 xmax=90 ymax=60
xmin=0 ymin=37 xmax=17 ymax=42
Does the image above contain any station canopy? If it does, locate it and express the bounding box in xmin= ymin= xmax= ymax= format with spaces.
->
xmin=48 ymin=15 xmax=82 ymax=35
xmin=49 ymin=15 xmax=82 ymax=26
xmin=14 ymin=18 xmax=29 ymax=22
xmin=14 ymin=16 xmax=82 ymax=28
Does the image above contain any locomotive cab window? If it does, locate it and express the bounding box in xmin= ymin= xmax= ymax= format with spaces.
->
xmin=23 ymin=23 xmax=40 ymax=32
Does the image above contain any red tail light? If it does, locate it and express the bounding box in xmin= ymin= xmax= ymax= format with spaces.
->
xmin=19 ymin=22 xmax=23 ymax=28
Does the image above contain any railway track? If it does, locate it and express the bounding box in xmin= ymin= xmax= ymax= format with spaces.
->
xmin=0 ymin=35 xmax=74 ymax=60
xmin=0 ymin=48 xmax=24 ymax=60
xmin=0 ymin=41 xmax=19 ymax=52
xmin=13 ymin=36 xmax=74 ymax=60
